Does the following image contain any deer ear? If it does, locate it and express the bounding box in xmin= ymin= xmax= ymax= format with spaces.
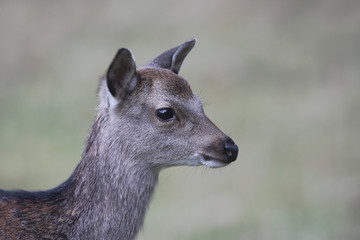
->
xmin=106 ymin=48 xmax=137 ymax=104
xmin=141 ymin=38 xmax=196 ymax=74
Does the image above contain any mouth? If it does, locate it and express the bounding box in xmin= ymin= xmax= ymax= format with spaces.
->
xmin=199 ymin=154 xmax=230 ymax=168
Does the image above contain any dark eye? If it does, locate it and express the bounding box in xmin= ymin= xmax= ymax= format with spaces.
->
xmin=156 ymin=108 xmax=175 ymax=121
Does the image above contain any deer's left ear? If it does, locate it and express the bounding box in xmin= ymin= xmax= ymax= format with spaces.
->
xmin=106 ymin=48 xmax=138 ymax=104
xmin=141 ymin=38 xmax=196 ymax=74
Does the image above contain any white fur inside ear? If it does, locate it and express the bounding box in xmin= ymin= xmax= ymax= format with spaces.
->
xmin=171 ymin=38 xmax=197 ymax=74
xmin=129 ymin=51 xmax=136 ymax=62
xmin=107 ymin=87 xmax=120 ymax=107
xmin=127 ymin=75 xmax=138 ymax=92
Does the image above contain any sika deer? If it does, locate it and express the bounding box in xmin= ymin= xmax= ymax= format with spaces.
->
xmin=0 ymin=39 xmax=238 ymax=240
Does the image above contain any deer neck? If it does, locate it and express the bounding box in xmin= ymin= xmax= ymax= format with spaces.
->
xmin=65 ymin=113 xmax=159 ymax=240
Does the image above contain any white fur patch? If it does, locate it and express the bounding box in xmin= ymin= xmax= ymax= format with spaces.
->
xmin=194 ymin=153 xmax=229 ymax=168
xmin=106 ymin=87 xmax=120 ymax=107
xmin=200 ymin=158 xmax=228 ymax=168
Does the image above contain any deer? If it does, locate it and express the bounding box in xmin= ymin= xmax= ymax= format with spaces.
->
xmin=0 ymin=38 xmax=238 ymax=240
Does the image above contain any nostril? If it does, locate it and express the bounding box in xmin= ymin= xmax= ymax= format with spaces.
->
xmin=224 ymin=140 xmax=238 ymax=162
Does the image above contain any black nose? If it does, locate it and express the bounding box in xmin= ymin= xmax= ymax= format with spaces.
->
xmin=224 ymin=138 xmax=238 ymax=162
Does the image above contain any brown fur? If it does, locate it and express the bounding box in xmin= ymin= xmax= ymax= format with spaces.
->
xmin=137 ymin=68 xmax=193 ymax=100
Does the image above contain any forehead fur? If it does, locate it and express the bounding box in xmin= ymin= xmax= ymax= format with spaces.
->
xmin=137 ymin=68 xmax=193 ymax=100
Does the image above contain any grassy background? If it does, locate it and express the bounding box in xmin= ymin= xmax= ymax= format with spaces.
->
xmin=1 ymin=0 xmax=359 ymax=239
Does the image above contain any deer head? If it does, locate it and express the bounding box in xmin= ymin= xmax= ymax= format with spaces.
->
xmin=97 ymin=39 xmax=238 ymax=170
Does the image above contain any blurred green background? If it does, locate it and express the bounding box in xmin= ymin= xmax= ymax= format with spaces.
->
xmin=0 ymin=0 xmax=359 ymax=239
